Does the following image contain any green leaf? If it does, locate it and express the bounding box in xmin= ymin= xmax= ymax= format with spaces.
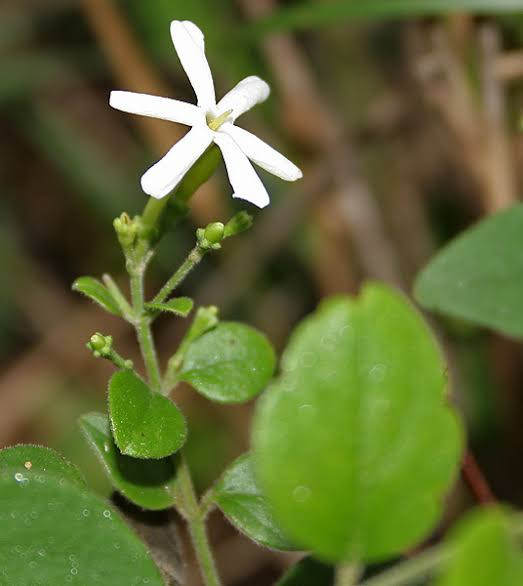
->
xmin=72 ymin=276 xmax=121 ymax=316
xmin=212 ymin=453 xmax=296 ymax=550
xmin=276 ymin=557 xmax=334 ymax=586
xmin=252 ymin=283 xmax=463 ymax=563
xmin=79 ymin=413 xmax=179 ymax=511
xmin=109 ymin=370 xmax=187 ymax=459
xmin=414 ymin=205 xmax=523 ymax=339
xmin=0 ymin=444 xmax=85 ymax=488
xmin=0 ymin=470 xmax=164 ymax=585
xmin=252 ymin=0 xmax=523 ymax=34
xmin=145 ymin=297 xmax=194 ymax=317
xmin=436 ymin=509 xmax=523 ymax=586
xmin=179 ymin=322 xmax=276 ymax=404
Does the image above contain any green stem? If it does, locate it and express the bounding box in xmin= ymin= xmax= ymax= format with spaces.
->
xmin=102 ymin=273 xmax=133 ymax=320
xmin=359 ymin=547 xmax=449 ymax=586
xmin=335 ymin=563 xmax=363 ymax=586
xmin=130 ymin=266 xmax=162 ymax=392
xmin=152 ymin=246 xmax=205 ymax=305
xmin=141 ymin=196 xmax=171 ymax=232
xmin=176 ymin=456 xmax=222 ymax=586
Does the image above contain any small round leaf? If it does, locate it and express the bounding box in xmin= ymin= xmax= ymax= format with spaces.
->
xmin=109 ymin=370 xmax=187 ymax=459
xmin=79 ymin=413 xmax=179 ymax=510
xmin=212 ymin=453 xmax=296 ymax=550
xmin=179 ymin=322 xmax=276 ymax=403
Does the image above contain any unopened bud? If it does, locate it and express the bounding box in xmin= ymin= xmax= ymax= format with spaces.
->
xmin=224 ymin=211 xmax=253 ymax=238
xmin=197 ymin=222 xmax=225 ymax=250
xmin=87 ymin=333 xmax=112 ymax=356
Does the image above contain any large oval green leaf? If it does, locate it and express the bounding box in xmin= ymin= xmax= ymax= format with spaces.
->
xmin=109 ymin=370 xmax=187 ymax=459
xmin=435 ymin=508 xmax=523 ymax=586
xmin=0 ymin=444 xmax=85 ymax=488
xmin=415 ymin=205 xmax=523 ymax=339
xmin=179 ymin=322 xmax=276 ymax=404
xmin=253 ymin=283 xmax=463 ymax=563
xmin=79 ymin=413 xmax=179 ymax=511
xmin=212 ymin=453 xmax=296 ymax=550
xmin=0 ymin=469 xmax=164 ymax=585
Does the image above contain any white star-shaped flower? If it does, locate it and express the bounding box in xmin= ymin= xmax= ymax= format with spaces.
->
xmin=110 ymin=20 xmax=302 ymax=208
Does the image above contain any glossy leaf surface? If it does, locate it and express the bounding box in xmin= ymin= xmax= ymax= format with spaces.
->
xmin=415 ymin=205 xmax=523 ymax=339
xmin=0 ymin=444 xmax=85 ymax=488
xmin=212 ymin=453 xmax=296 ymax=550
xmin=179 ymin=322 xmax=276 ymax=403
xmin=109 ymin=370 xmax=187 ymax=459
xmin=0 ymin=469 xmax=164 ymax=585
xmin=253 ymin=284 xmax=462 ymax=563
xmin=80 ymin=413 xmax=179 ymax=510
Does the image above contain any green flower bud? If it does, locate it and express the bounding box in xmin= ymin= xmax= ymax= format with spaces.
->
xmin=197 ymin=223 xmax=225 ymax=250
xmin=114 ymin=212 xmax=139 ymax=248
xmin=224 ymin=211 xmax=253 ymax=238
xmin=204 ymin=222 xmax=225 ymax=244
xmin=87 ymin=333 xmax=112 ymax=355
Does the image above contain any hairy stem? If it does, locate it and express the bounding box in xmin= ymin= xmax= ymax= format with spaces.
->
xmin=152 ymin=246 xmax=205 ymax=305
xmin=335 ymin=563 xmax=362 ymax=586
xmin=130 ymin=266 xmax=162 ymax=392
xmin=359 ymin=547 xmax=449 ymax=586
xmin=177 ymin=456 xmax=222 ymax=586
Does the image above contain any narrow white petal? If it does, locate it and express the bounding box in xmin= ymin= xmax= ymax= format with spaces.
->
xmin=214 ymin=133 xmax=270 ymax=208
xmin=141 ymin=126 xmax=213 ymax=199
xmin=217 ymin=76 xmax=270 ymax=121
xmin=170 ymin=21 xmax=216 ymax=110
xmin=110 ymin=91 xmax=203 ymax=126
xmin=222 ymin=124 xmax=302 ymax=181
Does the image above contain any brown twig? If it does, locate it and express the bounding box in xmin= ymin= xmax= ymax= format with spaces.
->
xmin=461 ymin=450 xmax=496 ymax=504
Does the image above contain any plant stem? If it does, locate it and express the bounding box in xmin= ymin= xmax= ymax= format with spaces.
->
xmin=152 ymin=246 xmax=205 ymax=305
xmin=335 ymin=562 xmax=363 ymax=586
xmin=176 ymin=456 xmax=222 ymax=586
xmin=102 ymin=273 xmax=134 ymax=321
xmin=130 ymin=266 xmax=162 ymax=392
xmin=141 ymin=196 xmax=171 ymax=232
xmin=359 ymin=547 xmax=449 ymax=586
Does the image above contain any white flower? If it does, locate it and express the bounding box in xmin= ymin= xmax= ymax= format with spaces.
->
xmin=109 ymin=20 xmax=302 ymax=208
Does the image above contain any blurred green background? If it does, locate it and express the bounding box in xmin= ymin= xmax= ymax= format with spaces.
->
xmin=3 ymin=1 xmax=523 ymax=584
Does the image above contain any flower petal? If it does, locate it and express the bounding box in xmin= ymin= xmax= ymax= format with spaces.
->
xmin=221 ymin=124 xmax=302 ymax=181
xmin=110 ymin=91 xmax=203 ymax=126
xmin=141 ymin=126 xmax=213 ymax=199
xmin=214 ymin=133 xmax=270 ymax=208
xmin=170 ymin=21 xmax=216 ymax=110
xmin=217 ymin=76 xmax=270 ymax=122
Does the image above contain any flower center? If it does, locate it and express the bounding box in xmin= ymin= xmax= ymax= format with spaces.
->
xmin=206 ymin=109 xmax=232 ymax=131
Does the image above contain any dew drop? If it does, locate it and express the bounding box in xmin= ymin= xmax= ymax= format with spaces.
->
xmin=292 ymin=485 xmax=312 ymax=503
xmin=368 ymin=364 xmax=387 ymax=383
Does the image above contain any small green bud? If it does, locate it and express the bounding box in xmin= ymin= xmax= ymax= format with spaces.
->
xmin=224 ymin=211 xmax=253 ymax=238
xmin=114 ymin=212 xmax=139 ymax=248
xmin=204 ymin=222 xmax=225 ymax=244
xmin=197 ymin=222 xmax=225 ymax=250
xmin=87 ymin=333 xmax=112 ymax=356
